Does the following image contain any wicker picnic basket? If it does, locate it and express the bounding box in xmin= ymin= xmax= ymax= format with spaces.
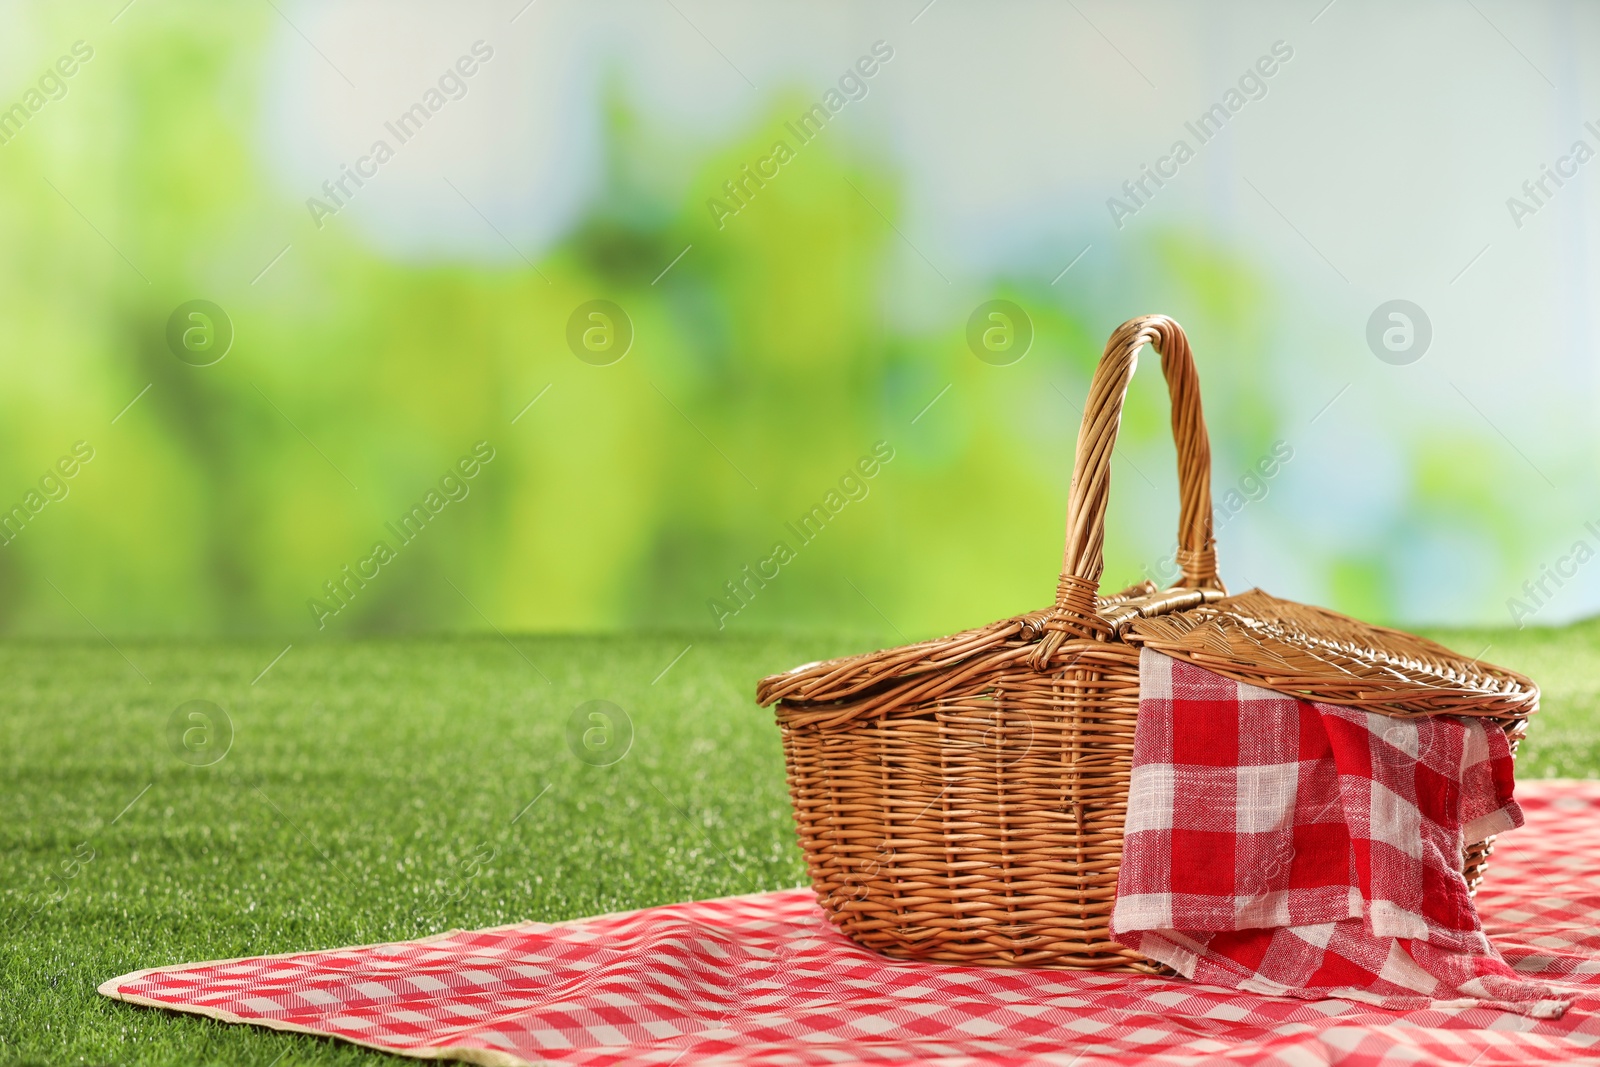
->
xmin=756 ymin=314 xmax=1539 ymax=973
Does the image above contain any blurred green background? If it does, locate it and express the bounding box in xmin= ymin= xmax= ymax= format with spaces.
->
xmin=6 ymin=3 xmax=1599 ymax=1059
xmin=1 ymin=0 xmax=1592 ymax=641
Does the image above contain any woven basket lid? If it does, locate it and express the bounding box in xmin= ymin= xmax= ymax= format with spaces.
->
xmin=1123 ymin=588 xmax=1537 ymax=721
xmin=755 ymin=613 xmax=1034 ymax=713
xmin=757 ymin=586 xmax=1537 ymax=725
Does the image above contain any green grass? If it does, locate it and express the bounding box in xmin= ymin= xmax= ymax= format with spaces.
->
xmin=2 ymin=621 xmax=1597 ymax=1065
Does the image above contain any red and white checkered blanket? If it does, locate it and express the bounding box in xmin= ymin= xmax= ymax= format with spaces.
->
xmin=99 ymin=781 xmax=1600 ymax=1065
xmin=1112 ymin=649 xmax=1571 ymax=1019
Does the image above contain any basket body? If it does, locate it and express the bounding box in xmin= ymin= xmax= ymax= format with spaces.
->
xmin=779 ymin=638 xmax=1147 ymax=969
xmin=758 ymin=315 xmax=1536 ymax=971
xmin=771 ymin=585 xmax=1529 ymax=971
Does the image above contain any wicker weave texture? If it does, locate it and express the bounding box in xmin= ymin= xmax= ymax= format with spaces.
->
xmin=781 ymin=642 xmax=1150 ymax=969
xmin=759 ymin=314 xmax=1537 ymax=971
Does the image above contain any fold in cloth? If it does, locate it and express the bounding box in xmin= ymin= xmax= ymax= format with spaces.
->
xmin=1112 ymin=648 xmax=1571 ymax=1018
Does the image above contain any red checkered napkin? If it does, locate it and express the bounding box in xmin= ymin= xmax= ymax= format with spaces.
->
xmin=1112 ymin=649 xmax=1570 ymax=1018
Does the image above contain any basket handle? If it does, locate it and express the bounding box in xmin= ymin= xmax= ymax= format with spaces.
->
xmin=1049 ymin=314 xmax=1220 ymax=638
